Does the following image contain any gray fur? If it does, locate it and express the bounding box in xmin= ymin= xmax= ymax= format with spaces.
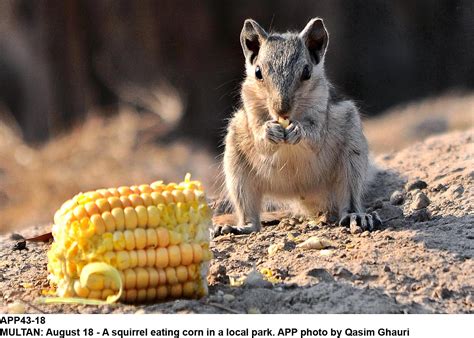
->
xmin=220 ymin=18 xmax=381 ymax=235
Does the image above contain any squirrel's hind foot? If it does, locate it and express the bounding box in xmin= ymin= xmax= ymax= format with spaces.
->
xmin=339 ymin=211 xmax=383 ymax=233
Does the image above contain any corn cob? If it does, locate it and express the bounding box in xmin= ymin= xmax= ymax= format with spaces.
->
xmin=46 ymin=174 xmax=212 ymax=304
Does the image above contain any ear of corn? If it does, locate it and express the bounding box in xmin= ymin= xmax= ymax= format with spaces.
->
xmin=46 ymin=174 xmax=212 ymax=304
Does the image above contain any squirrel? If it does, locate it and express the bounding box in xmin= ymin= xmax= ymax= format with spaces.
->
xmin=217 ymin=18 xmax=382 ymax=236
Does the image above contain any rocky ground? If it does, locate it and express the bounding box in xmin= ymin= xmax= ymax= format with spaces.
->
xmin=0 ymin=129 xmax=472 ymax=314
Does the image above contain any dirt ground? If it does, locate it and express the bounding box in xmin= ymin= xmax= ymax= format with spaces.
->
xmin=0 ymin=128 xmax=472 ymax=314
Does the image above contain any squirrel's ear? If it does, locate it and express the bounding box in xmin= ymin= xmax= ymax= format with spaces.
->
xmin=240 ymin=19 xmax=268 ymax=64
xmin=299 ymin=18 xmax=329 ymax=65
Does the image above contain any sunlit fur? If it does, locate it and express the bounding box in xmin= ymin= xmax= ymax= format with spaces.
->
xmin=223 ymin=18 xmax=369 ymax=231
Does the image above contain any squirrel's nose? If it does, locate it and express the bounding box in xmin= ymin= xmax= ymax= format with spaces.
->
xmin=272 ymin=98 xmax=291 ymax=118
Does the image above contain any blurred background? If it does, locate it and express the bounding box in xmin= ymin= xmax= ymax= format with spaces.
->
xmin=0 ymin=0 xmax=473 ymax=232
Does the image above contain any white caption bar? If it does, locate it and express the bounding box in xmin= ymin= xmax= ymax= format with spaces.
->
xmin=0 ymin=314 xmax=470 ymax=338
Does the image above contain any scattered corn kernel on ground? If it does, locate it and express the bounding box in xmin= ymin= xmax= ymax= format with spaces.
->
xmin=46 ymin=174 xmax=212 ymax=304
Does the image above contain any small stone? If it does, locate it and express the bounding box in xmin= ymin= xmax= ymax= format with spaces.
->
xmin=306 ymin=268 xmax=334 ymax=283
xmin=333 ymin=267 xmax=353 ymax=280
xmin=7 ymin=302 xmax=25 ymax=314
xmin=360 ymin=231 xmax=370 ymax=237
xmin=390 ymin=191 xmax=405 ymax=205
xmin=383 ymin=265 xmax=391 ymax=272
xmin=223 ymin=294 xmax=235 ymax=302
xmin=208 ymin=264 xmax=229 ymax=285
xmin=433 ymin=287 xmax=452 ymax=299
xmin=409 ymin=208 xmax=431 ymax=222
xmin=135 ymin=309 xmax=146 ymax=314
xmin=244 ymin=270 xmax=273 ymax=288
xmin=411 ymin=192 xmax=430 ymax=210
xmin=406 ymin=180 xmax=428 ymax=191
xmin=431 ymin=183 xmax=446 ymax=192
xmin=247 ymin=307 xmax=261 ymax=314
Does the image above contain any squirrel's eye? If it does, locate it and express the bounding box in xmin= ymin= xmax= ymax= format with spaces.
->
xmin=301 ymin=65 xmax=311 ymax=81
xmin=255 ymin=66 xmax=263 ymax=80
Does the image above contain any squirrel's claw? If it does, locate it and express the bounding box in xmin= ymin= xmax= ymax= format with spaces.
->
xmin=339 ymin=211 xmax=383 ymax=233
xmin=265 ymin=121 xmax=286 ymax=144
xmin=285 ymin=121 xmax=303 ymax=144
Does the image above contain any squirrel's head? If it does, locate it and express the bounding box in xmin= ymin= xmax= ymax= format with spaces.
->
xmin=240 ymin=18 xmax=329 ymax=121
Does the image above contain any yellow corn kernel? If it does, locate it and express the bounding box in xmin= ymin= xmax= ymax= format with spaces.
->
xmin=120 ymin=196 xmax=132 ymax=208
xmin=73 ymin=280 xmax=90 ymax=298
xmin=135 ymin=205 xmax=148 ymax=227
xmin=137 ymin=250 xmax=147 ymax=267
xmin=176 ymin=266 xmax=188 ymax=283
xmin=146 ymin=248 xmax=155 ymax=267
xmin=147 ymin=206 xmax=160 ymax=228
xmin=156 ymin=228 xmax=169 ymax=247
xmin=129 ymin=250 xmax=138 ymax=268
xmin=157 ymin=268 xmax=166 ymax=286
xmin=162 ymin=191 xmax=174 ymax=204
xmin=102 ymin=211 xmax=116 ymax=232
xmin=169 ymin=231 xmax=182 ymax=245
xmin=124 ymin=207 xmax=138 ymax=229
xmin=170 ymin=284 xmax=182 ymax=298
xmin=156 ymin=286 xmax=167 ymax=300
xmin=103 ymin=252 xmax=116 ymax=266
xmin=187 ymin=264 xmax=198 ymax=280
xmin=172 ymin=190 xmax=185 ymax=203
xmin=182 ymin=281 xmax=195 ymax=297
xmin=96 ymin=198 xmax=111 ymax=213
xmin=108 ymin=188 xmax=120 ymax=197
xmin=139 ymin=184 xmax=153 ymax=194
xmin=129 ymin=194 xmax=144 ymax=207
xmin=182 ymin=189 xmax=195 ymax=202
xmin=108 ymin=197 xmax=122 ymax=209
xmin=97 ymin=189 xmax=112 ymax=198
xmin=146 ymin=288 xmax=157 ymax=301
xmin=151 ymin=192 xmax=166 ymax=205
xmin=180 ymin=243 xmax=193 ymax=266
xmin=124 ymin=269 xmax=137 ymax=289
xmin=130 ymin=186 xmax=141 ymax=194
xmin=168 ymin=245 xmax=181 ymax=267
xmin=147 ymin=268 xmax=159 ymax=287
xmin=126 ymin=289 xmax=137 ymax=303
xmin=137 ymin=289 xmax=147 ymax=302
xmin=88 ymin=290 xmax=102 ymax=300
xmin=141 ymin=193 xmax=153 ymax=207
xmin=146 ymin=228 xmax=157 ymax=248
xmin=111 ymin=208 xmax=125 ymax=231
xmin=86 ymin=274 xmax=104 ymax=291
xmin=118 ymin=186 xmax=133 ymax=196
xmin=113 ymin=231 xmax=126 ymax=251
xmin=192 ymin=243 xmax=203 ymax=263
xmin=90 ymin=214 xmax=106 ymax=235
xmin=165 ymin=267 xmax=178 ymax=285
xmin=134 ymin=228 xmax=147 ymax=250
xmin=116 ymin=251 xmax=130 ymax=270
xmin=85 ymin=202 xmax=100 ymax=216
xmin=155 ymin=248 xmax=169 ymax=268
xmin=102 ymin=289 xmax=115 ymax=299
xmin=73 ymin=205 xmax=88 ymax=219
xmin=135 ymin=267 xmax=148 ymax=289
xmin=150 ymin=181 xmax=164 ymax=190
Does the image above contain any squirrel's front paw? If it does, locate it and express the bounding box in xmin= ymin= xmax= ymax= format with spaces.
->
xmin=265 ymin=121 xmax=286 ymax=144
xmin=285 ymin=121 xmax=303 ymax=144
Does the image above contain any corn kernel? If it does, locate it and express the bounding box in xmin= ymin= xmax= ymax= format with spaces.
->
xmin=135 ymin=205 xmax=148 ymax=227
xmin=134 ymin=228 xmax=147 ymax=250
xmin=124 ymin=207 xmax=138 ymax=229
xmin=111 ymin=208 xmax=125 ymax=230
xmin=155 ymin=248 xmax=169 ymax=268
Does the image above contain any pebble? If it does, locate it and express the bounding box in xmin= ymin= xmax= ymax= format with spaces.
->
xmin=223 ymin=294 xmax=235 ymax=302
xmin=7 ymin=302 xmax=25 ymax=314
xmin=406 ymin=180 xmax=428 ymax=191
xmin=409 ymin=208 xmax=431 ymax=222
xmin=383 ymin=265 xmax=391 ymax=272
xmin=411 ymin=192 xmax=430 ymax=210
xmin=390 ymin=190 xmax=405 ymax=205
